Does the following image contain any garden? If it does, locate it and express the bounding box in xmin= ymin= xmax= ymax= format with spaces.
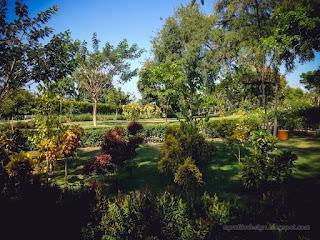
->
xmin=1 ymin=0 xmax=320 ymax=240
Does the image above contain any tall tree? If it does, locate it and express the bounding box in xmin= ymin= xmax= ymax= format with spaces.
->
xmin=76 ymin=33 xmax=143 ymax=127
xmin=0 ymin=0 xmax=58 ymax=104
xmin=101 ymin=86 xmax=131 ymax=120
xmin=151 ymin=4 xmax=219 ymax=121
xmin=138 ymin=61 xmax=184 ymax=122
xmin=300 ymin=67 xmax=320 ymax=106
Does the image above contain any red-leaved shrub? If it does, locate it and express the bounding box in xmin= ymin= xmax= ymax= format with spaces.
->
xmin=127 ymin=122 xmax=144 ymax=136
xmin=83 ymin=154 xmax=113 ymax=175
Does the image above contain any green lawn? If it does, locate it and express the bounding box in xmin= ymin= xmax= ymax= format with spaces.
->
xmin=63 ymin=114 xmax=241 ymax=129
xmin=44 ymin=134 xmax=320 ymax=201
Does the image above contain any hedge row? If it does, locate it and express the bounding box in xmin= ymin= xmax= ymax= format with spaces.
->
xmin=2 ymin=124 xmax=172 ymax=151
xmin=57 ymin=100 xmax=120 ymax=115
xmin=80 ymin=124 xmax=171 ymax=147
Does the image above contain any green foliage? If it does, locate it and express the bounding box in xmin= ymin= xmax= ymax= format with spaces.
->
xmin=200 ymin=192 xmax=230 ymax=226
xmin=250 ymin=129 xmax=279 ymax=156
xmin=157 ymin=192 xmax=193 ymax=239
xmin=61 ymin=101 xmax=118 ymax=115
xmin=98 ymin=189 xmax=160 ymax=240
xmin=278 ymin=105 xmax=320 ymax=131
xmin=0 ymin=89 xmax=35 ymax=119
xmin=0 ymin=0 xmax=58 ymax=103
xmin=5 ymin=152 xmax=36 ymax=180
xmin=159 ymin=123 xmax=217 ymax=176
xmin=122 ymin=102 xmax=142 ymax=121
xmin=240 ymin=150 xmax=298 ymax=190
xmin=174 ymin=158 xmax=203 ymax=190
xmin=76 ymin=33 xmax=143 ymax=126
xmin=268 ymin=151 xmax=298 ymax=183
xmin=83 ymin=188 xmax=232 ymax=240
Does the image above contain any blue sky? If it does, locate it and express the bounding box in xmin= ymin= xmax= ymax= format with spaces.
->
xmin=7 ymin=0 xmax=320 ymax=98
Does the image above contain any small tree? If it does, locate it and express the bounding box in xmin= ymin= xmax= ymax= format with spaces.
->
xmin=174 ymin=158 xmax=203 ymax=193
xmin=31 ymin=88 xmax=62 ymax=179
xmin=76 ymin=33 xmax=143 ymax=127
xmin=59 ymin=125 xmax=84 ymax=180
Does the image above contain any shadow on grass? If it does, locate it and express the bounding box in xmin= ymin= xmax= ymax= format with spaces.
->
xmin=201 ymin=141 xmax=251 ymax=198
xmin=117 ymin=143 xmax=169 ymax=194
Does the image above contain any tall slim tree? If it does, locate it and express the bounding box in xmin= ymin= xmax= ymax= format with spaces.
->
xmin=76 ymin=33 xmax=143 ymax=127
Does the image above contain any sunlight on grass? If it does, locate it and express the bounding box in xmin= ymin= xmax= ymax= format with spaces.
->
xmin=27 ymin=135 xmax=320 ymax=200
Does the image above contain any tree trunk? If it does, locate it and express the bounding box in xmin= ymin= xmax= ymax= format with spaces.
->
xmin=165 ymin=97 xmax=170 ymax=123
xmin=65 ymin=158 xmax=68 ymax=180
xmin=11 ymin=114 xmax=14 ymax=130
xmin=115 ymin=107 xmax=118 ymax=120
xmin=273 ymin=70 xmax=279 ymax=137
xmin=93 ymin=97 xmax=97 ymax=127
xmin=59 ymin=99 xmax=62 ymax=124
xmin=261 ymin=79 xmax=272 ymax=135
xmin=189 ymin=97 xmax=193 ymax=122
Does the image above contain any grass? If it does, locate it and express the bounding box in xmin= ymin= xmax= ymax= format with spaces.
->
xmin=63 ymin=114 xmax=241 ymax=129
xmin=37 ymin=134 xmax=320 ymax=202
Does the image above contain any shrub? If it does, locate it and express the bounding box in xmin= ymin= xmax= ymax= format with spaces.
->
xmin=157 ymin=191 xmax=194 ymax=239
xmin=122 ymin=102 xmax=142 ymax=121
xmin=127 ymin=121 xmax=144 ymax=135
xmin=80 ymin=128 xmax=110 ymax=147
xmin=239 ymin=151 xmax=298 ymax=190
xmin=159 ymin=123 xmax=217 ymax=176
xmin=174 ymin=158 xmax=203 ymax=190
xmin=101 ymin=124 xmax=144 ymax=169
xmin=98 ymin=188 xmax=161 ymax=239
xmin=6 ymin=152 xmax=36 ymax=180
xmin=83 ymin=154 xmax=114 ymax=175
xmin=101 ymin=128 xmax=127 ymax=166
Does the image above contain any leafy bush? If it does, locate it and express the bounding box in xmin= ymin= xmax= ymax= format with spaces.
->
xmin=122 ymin=102 xmax=142 ymax=121
xmin=83 ymin=154 xmax=114 ymax=175
xmin=101 ymin=128 xmax=128 ymax=166
xmin=101 ymin=124 xmax=144 ymax=169
xmin=80 ymin=128 xmax=110 ymax=147
xmin=240 ymin=151 xmax=298 ymax=190
xmin=174 ymin=158 xmax=203 ymax=190
xmin=127 ymin=121 xmax=144 ymax=135
xmin=278 ymin=106 xmax=320 ymax=131
xmin=5 ymin=152 xmax=36 ymax=180
xmin=82 ymin=188 xmax=231 ymax=240
xmin=159 ymin=122 xmax=217 ymax=176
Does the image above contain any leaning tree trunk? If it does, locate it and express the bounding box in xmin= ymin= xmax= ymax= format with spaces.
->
xmin=93 ymin=97 xmax=98 ymax=127
xmin=273 ymin=70 xmax=279 ymax=137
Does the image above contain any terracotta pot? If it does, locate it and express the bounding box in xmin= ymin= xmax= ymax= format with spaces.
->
xmin=278 ymin=130 xmax=288 ymax=140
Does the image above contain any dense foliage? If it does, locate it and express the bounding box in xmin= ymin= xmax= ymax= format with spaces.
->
xmin=159 ymin=122 xmax=217 ymax=176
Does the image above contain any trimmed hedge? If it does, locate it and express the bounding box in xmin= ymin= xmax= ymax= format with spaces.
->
xmin=4 ymin=123 xmax=176 ymax=151
xmin=59 ymin=100 xmax=119 ymax=115
xmin=81 ymin=124 xmax=171 ymax=147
